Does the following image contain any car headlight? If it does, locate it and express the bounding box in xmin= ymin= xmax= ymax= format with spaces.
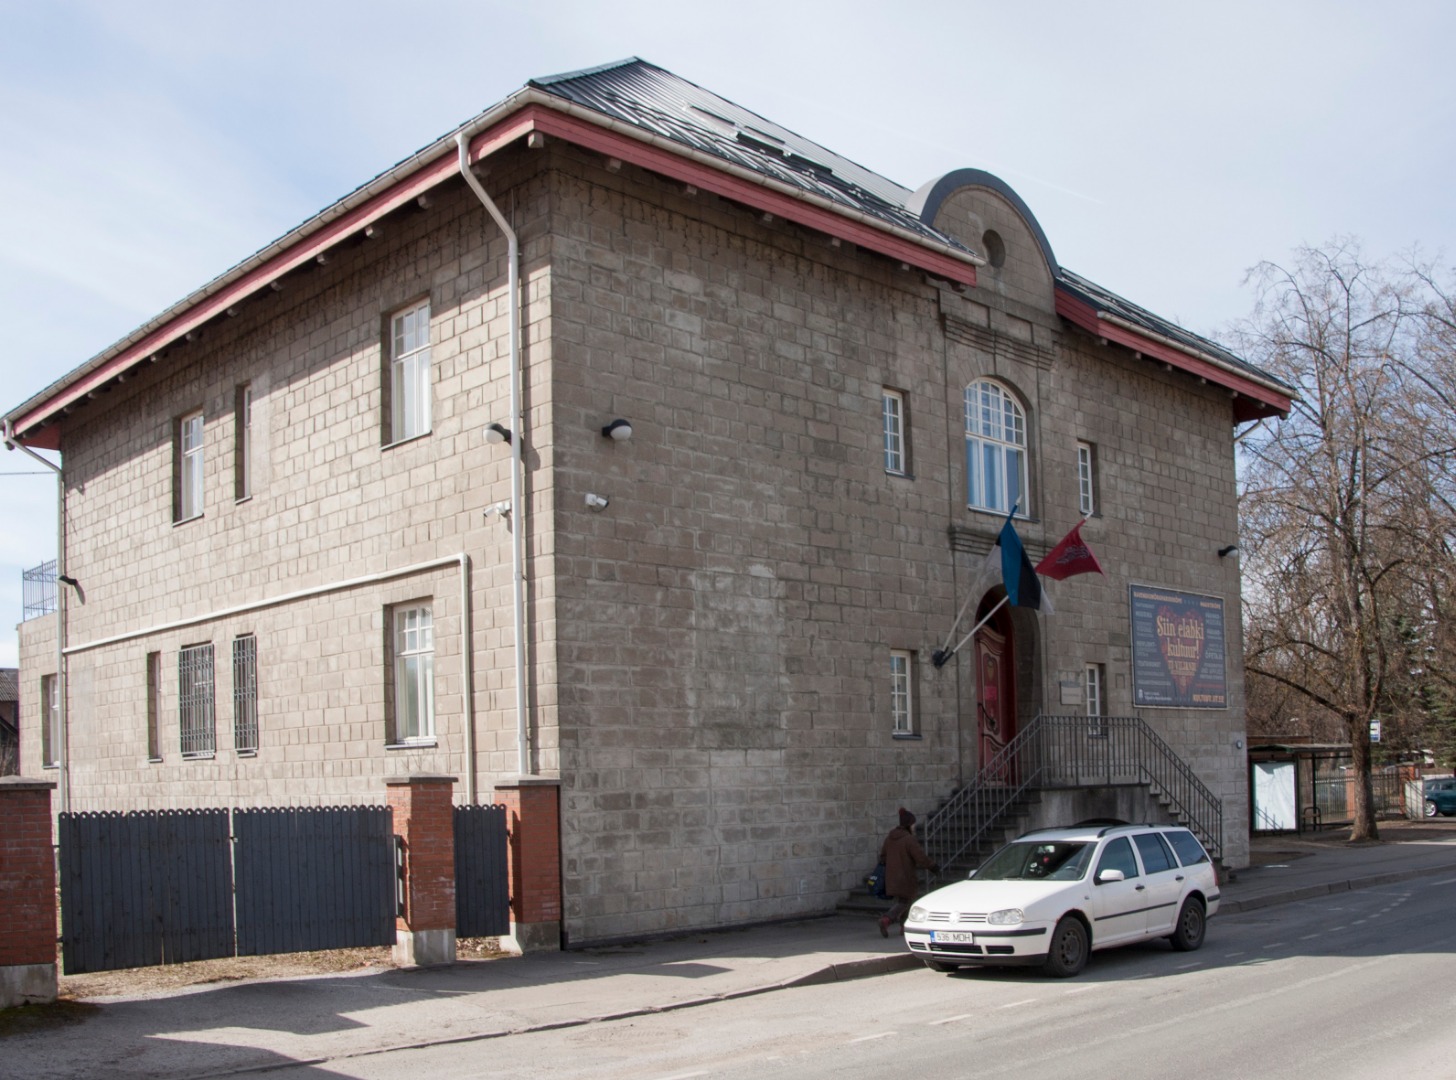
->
xmin=986 ymin=907 xmax=1024 ymax=926
xmin=908 ymin=905 xmax=928 ymax=923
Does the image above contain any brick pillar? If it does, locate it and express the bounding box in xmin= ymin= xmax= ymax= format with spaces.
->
xmin=494 ymin=778 xmax=562 ymax=953
xmin=385 ymin=775 xmax=457 ymax=967
xmin=0 ymin=778 xmax=58 ymax=1007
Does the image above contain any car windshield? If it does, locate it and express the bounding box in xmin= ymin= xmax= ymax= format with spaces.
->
xmin=975 ymin=841 xmax=1094 ymax=882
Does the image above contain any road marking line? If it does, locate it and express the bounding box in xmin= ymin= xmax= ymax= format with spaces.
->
xmin=1263 ymin=942 xmax=1287 ymax=948
xmin=1329 ymin=925 xmax=1346 ymax=931
xmin=1223 ymin=951 xmax=1245 ymax=957
xmin=1176 ymin=962 xmax=1202 ymax=969
xmin=1061 ymin=985 xmax=1097 ymax=995
xmin=929 ymin=1014 xmax=975 ymax=1026
xmin=1299 ymin=933 xmax=1321 ymax=940
xmin=998 ymin=998 xmax=1038 ymax=1009
xmin=654 ymin=1072 xmax=710 ymax=1080
xmin=849 ymin=1033 xmax=897 ymax=1044
xmin=1428 ymin=878 xmax=1456 ymax=887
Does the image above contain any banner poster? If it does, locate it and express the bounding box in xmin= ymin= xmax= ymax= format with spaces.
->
xmin=1129 ymin=585 xmax=1227 ymax=709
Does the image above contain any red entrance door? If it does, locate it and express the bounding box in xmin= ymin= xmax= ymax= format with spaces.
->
xmin=975 ymin=621 xmax=1016 ymax=781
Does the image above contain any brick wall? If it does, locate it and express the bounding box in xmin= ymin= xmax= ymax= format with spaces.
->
xmin=386 ymin=776 xmax=456 ymax=932
xmin=0 ymin=780 xmax=56 ymax=969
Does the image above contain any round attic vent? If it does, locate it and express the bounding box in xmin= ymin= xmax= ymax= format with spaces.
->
xmin=982 ymin=229 xmax=1006 ymax=269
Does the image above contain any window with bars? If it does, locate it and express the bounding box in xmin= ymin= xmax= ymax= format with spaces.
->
xmin=882 ymin=389 xmax=907 ymax=475
xmin=891 ymin=649 xmax=915 ymax=735
xmin=391 ymin=604 xmax=434 ymax=742
xmin=233 ymin=635 xmax=258 ymax=754
xmin=389 ymin=301 xmax=432 ymax=443
xmin=41 ymin=674 xmax=58 ymax=767
xmin=177 ymin=411 xmax=204 ymax=521
xmin=179 ymin=643 xmax=216 ymax=758
xmin=146 ymin=651 xmax=161 ymax=761
xmin=965 ymin=380 xmax=1027 ymax=515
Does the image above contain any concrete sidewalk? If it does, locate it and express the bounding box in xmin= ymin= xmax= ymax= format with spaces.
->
xmin=7 ymin=825 xmax=1456 ymax=1080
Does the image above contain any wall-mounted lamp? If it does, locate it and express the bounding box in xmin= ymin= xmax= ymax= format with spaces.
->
xmin=585 ymin=493 xmax=610 ymax=512
xmin=483 ymin=500 xmax=512 ymax=521
xmin=485 ymin=422 xmax=512 ymax=445
xmin=1218 ymin=545 xmax=1239 ymax=558
xmin=601 ymin=418 xmax=633 ymax=441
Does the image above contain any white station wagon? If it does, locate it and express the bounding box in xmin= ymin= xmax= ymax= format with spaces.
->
xmin=903 ymin=823 xmax=1221 ymax=977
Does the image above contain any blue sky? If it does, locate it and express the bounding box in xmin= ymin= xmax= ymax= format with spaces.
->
xmin=2 ymin=1 xmax=1454 ymax=667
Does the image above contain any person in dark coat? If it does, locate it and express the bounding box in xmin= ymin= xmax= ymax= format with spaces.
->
xmin=878 ymin=807 xmax=938 ymax=937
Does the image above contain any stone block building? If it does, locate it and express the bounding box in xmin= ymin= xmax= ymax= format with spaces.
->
xmin=5 ymin=59 xmax=1291 ymax=945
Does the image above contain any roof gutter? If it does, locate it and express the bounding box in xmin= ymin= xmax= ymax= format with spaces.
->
xmin=2 ymin=419 xmax=67 ymax=813
xmin=456 ymin=133 xmax=531 ymax=782
xmin=5 ymin=88 xmax=982 ymax=444
xmin=1093 ymin=308 xmax=1294 ymax=401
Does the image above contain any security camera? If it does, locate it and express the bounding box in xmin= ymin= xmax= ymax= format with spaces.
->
xmin=585 ymin=493 xmax=609 ymax=511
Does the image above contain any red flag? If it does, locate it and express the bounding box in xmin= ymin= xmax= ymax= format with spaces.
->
xmin=1035 ymin=521 xmax=1104 ymax=581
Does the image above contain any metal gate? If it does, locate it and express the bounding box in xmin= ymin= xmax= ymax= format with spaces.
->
xmin=59 ymin=810 xmax=234 ymax=974
xmin=454 ymin=804 xmax=511 ymax=937
xmin=58 ymin=805 xmax=396 ymax=974
xmin=234 ymin=806 xmax=396 ymax=955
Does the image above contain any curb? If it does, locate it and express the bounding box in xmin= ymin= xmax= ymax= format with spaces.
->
xmin=1219 ymin=860 xmax=1456 ymax=915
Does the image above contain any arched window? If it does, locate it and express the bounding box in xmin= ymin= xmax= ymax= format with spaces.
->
xmin=965 ymin=380 xmax=1027 ymax=514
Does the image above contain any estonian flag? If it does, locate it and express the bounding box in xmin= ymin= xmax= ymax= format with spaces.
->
xmin=998 ymin=512 xmax=1047 ymax=611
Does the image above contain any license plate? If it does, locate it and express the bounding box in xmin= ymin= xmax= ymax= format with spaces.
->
xmin=931 ymin=931 xmax=975 ymax=943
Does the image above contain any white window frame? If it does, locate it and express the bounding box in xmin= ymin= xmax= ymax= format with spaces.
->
xmin=965 ymin=380 xmax=1027 ymax=515
xmin=179 ymin=411 xmax=204 ymax=521
xmin=1077 ymin=440 xmax=1096 ymax=516
xmin=390 ymin=301 xmax=432 ymax=443
xmin=41 ymin=674 xmax=59 ymax=767
xmin=882 ymin=389 xmax=906 ymax=475
xmin=236 ymin=385 xmax=253 ymax=501
xmin=1085 ymin=662 xmax=1105 ymax=717
xmin=393 ymin=604 xmax=435 ymax=742
xmin=890 ymin=649 xmax=915 ymax=735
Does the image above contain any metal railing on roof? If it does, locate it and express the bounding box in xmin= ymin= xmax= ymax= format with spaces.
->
xmin=22 ymin=560 xmax=57 ymax=621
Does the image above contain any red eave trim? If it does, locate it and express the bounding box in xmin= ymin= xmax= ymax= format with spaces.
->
xmin=15 ymin=101 xmax=977 ymax=445
xmin=1055 ymin=287 xmax=1291 ymax=422
xmin=470 ymin=105 xmax=978 ymax=287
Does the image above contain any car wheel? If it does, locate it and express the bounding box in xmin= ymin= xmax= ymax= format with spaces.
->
xmin=1169 ymin=896 xmax=1206 ymax=952
xmin=924 ymin=958 xmax=961 ymax=973
xmin=1043 ymin=916 xmax=1088 ymax=977
xmin=1426 ymin=799 xmax=1440 ymax=819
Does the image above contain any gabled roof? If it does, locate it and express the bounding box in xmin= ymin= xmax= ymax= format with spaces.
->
xmin=3 ymin=57 xmax=1289 ymax=446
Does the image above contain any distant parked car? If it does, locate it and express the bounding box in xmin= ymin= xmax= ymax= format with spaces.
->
xmin=1423 ymin=778 xmax=1456 ymax=817
xmin=902 ymin=823 xmax=1221 ymax=978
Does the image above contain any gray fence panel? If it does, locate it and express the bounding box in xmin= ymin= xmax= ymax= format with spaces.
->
xmin=58 ymin=810 xmax=233 ymax=974
xmin=455 ymin=804 xmax=511 ymax=937
xmin=232 ymin=806 xmax=395 ymax=955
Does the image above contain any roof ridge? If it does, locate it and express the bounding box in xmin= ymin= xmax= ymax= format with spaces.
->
xmin=530 ymin=56 xmax=648 ymax=87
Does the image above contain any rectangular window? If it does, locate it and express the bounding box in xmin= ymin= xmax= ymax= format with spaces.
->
xmin=146 ymin=651 xmax=161 ymax=761
xmin=389 ymin=301 xmax=432 ymax=443
xmin=1077 ymin=441 xmax=1097 ymax=516
xmin=890 ymin=649 xmax=915 ymax=735
xmin=177 ymin=411 xmax=204 ymax=521
xmin=1085 ymin=663 xmax=1105 ymax=717
xmin=882 ymin=389 xmax=907 ymax=475
xmin=392 ymin=604 xmax=435 ymax=742
xmin=232 ymin=635 xmax=258 ymax=754
xmin=179 ymin=643 xmax=216 ymax=758
xmin=41 ymin=674 xmax=58 ymax=767
xmin=235 ymin=384 xmax=253 ymax=501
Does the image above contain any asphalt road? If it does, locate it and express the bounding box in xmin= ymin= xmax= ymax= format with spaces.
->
xmin=272 ymin=875 xmax=1456 ymax=1079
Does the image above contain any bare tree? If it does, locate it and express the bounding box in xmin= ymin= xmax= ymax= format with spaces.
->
xmin=1236 ymin=242 xmax=1456 ymax=839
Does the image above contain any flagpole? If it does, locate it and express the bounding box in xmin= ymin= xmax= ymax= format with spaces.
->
xmin=934 ymin=502 xmax=1020 ymax=666
xmin=932 ymin=595 xmax=1008 ymax=668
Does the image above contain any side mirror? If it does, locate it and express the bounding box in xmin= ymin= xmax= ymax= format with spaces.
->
xmin=1095 ymin=868 xmax=1125 ymax=884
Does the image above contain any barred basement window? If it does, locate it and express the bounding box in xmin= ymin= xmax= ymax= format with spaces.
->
xmin=233 ymin=635 xmax=258 ymax=754
xmin=179 ymin=643 xmax=216 ymax=758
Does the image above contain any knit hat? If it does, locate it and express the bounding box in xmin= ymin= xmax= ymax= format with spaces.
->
xmin=899 ymin=807 xmax=916 ymax=829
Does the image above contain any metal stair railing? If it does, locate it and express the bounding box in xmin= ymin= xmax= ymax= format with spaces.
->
xmin=921 ymin=715 xmax=1224 ymax=874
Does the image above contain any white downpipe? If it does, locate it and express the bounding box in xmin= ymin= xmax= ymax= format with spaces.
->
xmin=3 ymin=419 xmax=67 ymax=813
xmin=457 ymin=133 xmax=531 ymax=780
